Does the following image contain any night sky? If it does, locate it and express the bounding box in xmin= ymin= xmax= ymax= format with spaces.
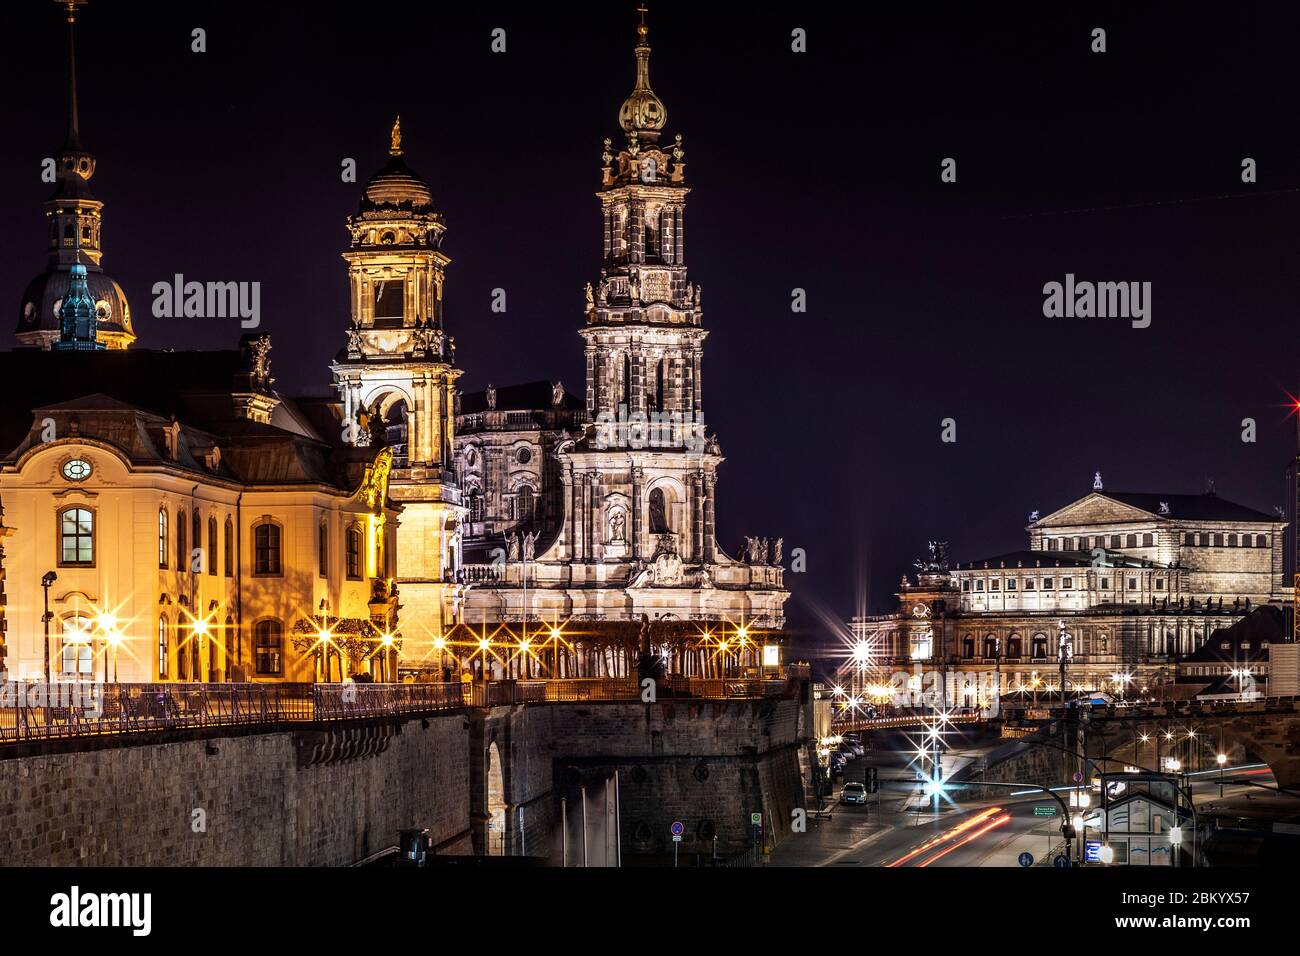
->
xmin=5 ymin=1 xmax=1300 ymax=656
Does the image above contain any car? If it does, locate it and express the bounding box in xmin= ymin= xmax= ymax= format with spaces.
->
xmin=841 ymin=782 xmax=867 ymax=805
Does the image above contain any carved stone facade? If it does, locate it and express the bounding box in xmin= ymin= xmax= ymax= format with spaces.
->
xmin=453 ymin=17 xmax=787 ymax=628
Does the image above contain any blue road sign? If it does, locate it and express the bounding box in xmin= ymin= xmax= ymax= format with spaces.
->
xmin=1018 ymin=852 xmax=1034 ymax=868
xmin=1053 ymin=854 xmax=1072 ymax=868
xmin=670 ymin=821 xmax=684 ymax=836
xmin=1084 ymin=841 xmax=1101 ymax=863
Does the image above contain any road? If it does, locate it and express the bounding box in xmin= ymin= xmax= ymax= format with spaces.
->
xmin=771 ymin=737 xmax=1271 ymax=867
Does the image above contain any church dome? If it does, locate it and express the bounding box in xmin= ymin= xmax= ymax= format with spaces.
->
xmin=362 ymin=154 xmax=433 ymax=210
xmin=18 ymin=266 xmax=133 ymax=347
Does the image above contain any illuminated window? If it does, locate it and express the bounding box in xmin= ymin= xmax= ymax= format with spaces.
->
xmin=158 ymin=615 xmax=169 ymax=679
xmin=346 ymin=525 xmax=363 ymax=579
xmin=224 ymin=517 xmax=234 ymax=577
xmin=319 ymin=520 xmax=329 ymax=577
xmin=60 ymin=615 xmax=95 ymax=676
xmin=253 ymin=522 xmax=282 ymax=576
xmin=58 ymin=507 xmax=94 ymax=566
xmin=254 ymin=620 xmax=283 ymax=676
xmin=158 ymin=507 xmax=169 ymax=568
xmin=208 ymin=516 xmax=218 ymax=575
xmin=177 ymin=509 xmax=187 ymax=571
xmin=191 ymin=510 xmax=202 ymax=572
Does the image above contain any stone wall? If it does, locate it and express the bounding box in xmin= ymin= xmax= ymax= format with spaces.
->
xmin=0 ymin=692 xmax=811 ymax=865
xmin=0 ymin=715 xmax=472 ymax=866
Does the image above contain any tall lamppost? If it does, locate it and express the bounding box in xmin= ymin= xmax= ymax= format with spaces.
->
xmin=41 ymin=571 xmax=57 ymax=684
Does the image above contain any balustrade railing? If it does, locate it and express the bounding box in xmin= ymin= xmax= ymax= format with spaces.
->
xmin=0 ymin=672 xmax=802 ymax=744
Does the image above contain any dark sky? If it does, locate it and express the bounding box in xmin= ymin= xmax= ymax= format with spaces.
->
xmin=4 ymin=1 xmax=1300 ymax=654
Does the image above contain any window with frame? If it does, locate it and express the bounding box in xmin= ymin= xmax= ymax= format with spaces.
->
xmin=1142 ymin=532 xmax=1154 ymax=547
xmin=990 ymin=579 xmax=1000 ymax=591
xmin=255 ymin=620 xmax=283 ymax=676
xmin=253 ymin=522 xmax=282 ymax=576
xmin=158 ymin=615 xmax=169 ymax=679
xmin=346 ymin=525 xmax=363 ymax=579
xmin=176 ymin=509 xmax=187 ymax=571
xmin=1256 ymin=534 xmax=1268 ymax=548
xmin=975 ymin=580 xmax=984 ymax=592
xmin=1126 ymin=533 xmax=1138 ymax=548
xmin=1062 ymin=577 xmax=1073 ymax=589
xmin=207 ymin=516 xmax=218 ymax=575
xmin=1128 ymin=577 xmax=1138 ymax=589
xmin=962 ymin=580 xmax=970 ymax=592
xmin=1101 ymin=577 xmax=1110 ymax=589
xmin=224 ymin=517 xmax=234 ymax=577
xmin=1183 ymin=532 xmax=1194 ymax=546
xmin=1024 ymin=578 xmax=1036 ymax=590
xmin=60 ymin=615 xmax=95 ymax=676
xmin=158 ymin=507 xmax=169 ymax=568
xmin=59 ymin=507 xmax=94 ymax=566
xmin=1043 ymin=578 xmax=1053 ymax=589
xmin=1006 ymin=578 xmax=1017 ymax=590
xmin=319 ymin=520 xmax=329 ymax=577
xmin=1110 ymin=535 xmax=1121 ymax=548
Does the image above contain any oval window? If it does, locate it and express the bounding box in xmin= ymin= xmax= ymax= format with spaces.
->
xmin=62 ymin=458 xmax=92 ymax=481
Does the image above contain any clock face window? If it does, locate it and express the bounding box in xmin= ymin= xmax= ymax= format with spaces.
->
xmin=62 ymin=458 xmax=92 ymax=481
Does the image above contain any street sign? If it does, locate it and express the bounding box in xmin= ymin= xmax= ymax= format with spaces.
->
xmin=1018 ymin=852 xmax=1034 ymax=868
xmin=670 ymin=821 xmax=684 ymax=837
xmin=1084 ymin=841 xmax=1101 ymax=863
xmin=1053 ymin=854 xmax=1072 ymax=868
xmin=672 ymin=835 xmax=682 ymax=843
xmin=1033 ymin=806 xmax=1057 ymax=817
xmin=1072 ymin=771 xmax=1083 ymax=783
xmin=750 ymin=813 xmax=762 ymax=826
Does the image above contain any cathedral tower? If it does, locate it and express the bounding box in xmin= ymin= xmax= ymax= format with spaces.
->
xmin=17 ymin=0 xmax=134 ymax=350
xmin=330 ymin=120 xmax=465 ymax=655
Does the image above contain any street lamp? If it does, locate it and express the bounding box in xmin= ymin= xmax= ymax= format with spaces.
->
xmin=1217 ymin=751 xmax=1228 ymax=798
xmin=40 ymin=571 xmax=57 ymax=684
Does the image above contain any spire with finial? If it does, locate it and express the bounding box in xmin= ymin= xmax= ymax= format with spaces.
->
xmin=54 ymin=225 xmax=102 ymax=350
xmin=56 ymin=0 xmax=89 ymax=145
xmin=390 ymin=116 xmax=403 ymax=156
xmin=618 ymin=4 xmax=667 ymax=143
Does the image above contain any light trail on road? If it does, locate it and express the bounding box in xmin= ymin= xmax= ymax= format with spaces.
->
xmin=915 ymin=811 xmax=1012 ymax=867
xmin=884 ymin=807 xmax=1003 ymax=867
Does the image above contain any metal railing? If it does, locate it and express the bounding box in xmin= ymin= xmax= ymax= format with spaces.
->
xmin=0 ymin=674 xmax=800 ymax=744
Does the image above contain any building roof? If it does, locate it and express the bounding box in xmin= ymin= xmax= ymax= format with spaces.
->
xmin=1099 ymin=491 xmax=1276 ymax=523
xmin=1183 ymin=605 xmax=1284 ymax=664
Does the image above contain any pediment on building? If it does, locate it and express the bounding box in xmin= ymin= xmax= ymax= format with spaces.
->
xmin=1032 ymin=492 xmax=1160 ymax=529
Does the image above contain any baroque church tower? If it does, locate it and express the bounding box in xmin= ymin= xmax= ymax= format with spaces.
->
xmin=330 ymin=120 xmax=465 ymax=650
xmin=16 ymin=0 xmax=134 ymax=350
xmin=457 ymin=9 xmax=788 ymax=628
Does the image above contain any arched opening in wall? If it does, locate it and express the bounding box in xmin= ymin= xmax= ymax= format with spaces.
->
xmin=486 ymin=740 xmax=507 ymax=856
xmin=372 ymin=276 xmax=404 ymax=328
xmin=648 ymin=487 xmax=670 ymax=534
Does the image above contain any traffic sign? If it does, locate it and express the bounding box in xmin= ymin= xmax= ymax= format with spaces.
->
xmin=1018 ymin=852 xmax=1034 ymax=868
xmin=1053 ymin=854 xmax=1071 ymax=868
xmin=750 ymin=813 xmax=762 ymax=826
xmin=1033 ymin=805 xmax=1057 ymax=817
xmin=1084 ymin=841 xmax=1101 ymax=863
xmin=1072 ymin=771 xmax=1083 ymax=783
xmin=672 ymin=835 xmax=682 ymax=843
xmin=670 ymin=821 xmax=684 ymax=836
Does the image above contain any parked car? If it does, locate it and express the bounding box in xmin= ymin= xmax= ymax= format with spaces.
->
xmin=841 ymin=782 xmax=867 ymax=805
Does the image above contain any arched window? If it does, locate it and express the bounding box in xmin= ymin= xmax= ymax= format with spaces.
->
xmin=1257 ymin=534 xmax=1268 ymax=548
xmin=319 ymin=519 xmax=329 ymax=577
xmin=961 ymin=636 xmax=974 ymax=659
xmin=60 ymin=615 xmax=95 ymax=676
xmin=1142 ymin=532 xmax=1154 ymax=547
xmin=1183 ymin=532 xmax=1194 ymax=546
xmin=255 ymin=620 xmax=283 ymax=676
xmin=158 ymin=615 xmax=169 ymax=679
xmin=1227 ymin=533 xmax=1237 ymax=547
xmin=983 ymin=635 xmax=999 ymax=659
xmin=176 ymin=509 xmax=187 ymax=571
xmin=648 ymin=487 xmax=670 ymax=534
xmin=58 ymin=507 xmax=94 ymax=566
xmin=517 ymin=486 xmax=535 ymax=521
xmin=253 ymin=521 xmax=282 ymax=576
xmin=1214 ymin=533 xmax=1224 ymax=547
xmin=346 ymin=525 xmax=363 ymax=579
xmin=1006 ymin=635 xmax=1022 ymax=659
xmin=207 ymin=516 xmax=218 ymax=575
xmin=469 ymin=492 xmax=485 ymax=523
xmin=1031 ymin=633 xmax=1048 ymax=659
xmin=621 ymin=352 xmax=632 ymax=407
xmin=158 ymin=507 xmax=169 ymax=569
xmin=224 ymin=517 xmax=234 ymax=577
xmin=1110 ymin=535 xmax=1121 ymax=548
xmin=1126 ymin=533 xmax=1138 ymax=548
xmin=191 ymin=510 xmax=202 ymax=572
